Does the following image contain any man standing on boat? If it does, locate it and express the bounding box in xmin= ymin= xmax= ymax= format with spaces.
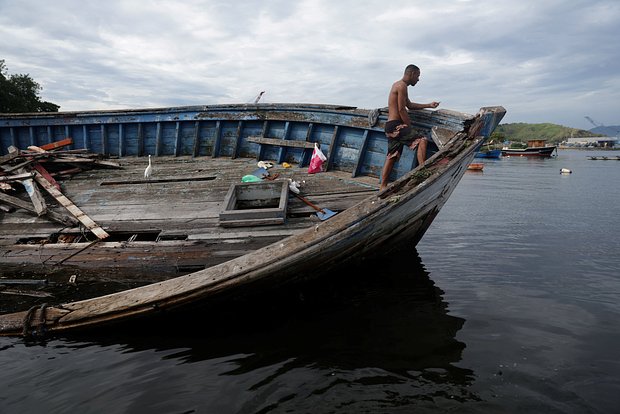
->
xmin=380 ymin=64 xmax=440 ymax=191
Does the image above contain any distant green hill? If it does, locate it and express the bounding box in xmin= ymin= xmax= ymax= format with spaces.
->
xmin=491 ymin=123 xmax=603 ymax=144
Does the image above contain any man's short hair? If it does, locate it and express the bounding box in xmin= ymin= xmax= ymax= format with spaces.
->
xmin=405 ymin=64 xmax=420 ymax=74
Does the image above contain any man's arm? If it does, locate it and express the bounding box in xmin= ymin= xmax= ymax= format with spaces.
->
xmin=406 ymin=100 xmax=440 ymax=110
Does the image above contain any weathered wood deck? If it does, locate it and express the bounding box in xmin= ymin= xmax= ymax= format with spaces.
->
xmin=0 ymin=155 xmax=379 ymax=282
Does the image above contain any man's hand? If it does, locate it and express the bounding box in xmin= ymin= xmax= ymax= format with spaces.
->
xmin=428 ymin=101 xmax=440 ymax=109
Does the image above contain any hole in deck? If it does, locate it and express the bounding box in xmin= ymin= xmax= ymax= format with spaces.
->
xmin=219 ymin=181 xmax=289 ymax=227
xmin=15 ymin=231 xmax=185 ymax=244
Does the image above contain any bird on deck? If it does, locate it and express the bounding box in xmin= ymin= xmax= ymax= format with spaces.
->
xmin=144 ymin=154 xmax=153 ymax=183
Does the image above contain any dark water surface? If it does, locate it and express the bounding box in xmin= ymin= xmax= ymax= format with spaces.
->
xmin=1 ymin=149 xmax=619 ymax=413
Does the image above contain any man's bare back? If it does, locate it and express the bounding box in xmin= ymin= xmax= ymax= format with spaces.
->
xmin=387 ymin=80 xmax=411 ymax=124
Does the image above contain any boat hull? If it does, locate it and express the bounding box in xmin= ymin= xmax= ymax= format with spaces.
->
xmin=475 ymin=149 xmax=501 ymax=158
xmin=501 ymin=146 xmax=556 ymax=157
xmin=0 ymin=104 xmax=505 ymax=335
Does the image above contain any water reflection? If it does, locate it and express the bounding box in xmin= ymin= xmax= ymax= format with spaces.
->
xmin=46 ymin=249 xmax=479 ymax=411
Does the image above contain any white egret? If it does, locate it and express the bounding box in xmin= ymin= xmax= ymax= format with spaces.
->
xmin=144 ymin=155 xmax=153 ymax=183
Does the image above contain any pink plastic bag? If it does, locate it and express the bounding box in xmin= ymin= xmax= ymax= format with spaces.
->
xmin=308 ymin=143 xmax=327 ymax=174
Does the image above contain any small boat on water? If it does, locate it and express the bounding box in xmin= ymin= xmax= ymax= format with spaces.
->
xmin=501 ymin=139 xmax=557 ymax=157
xmin=0 ymin=103 xmax=505 ymax=336
xmin=467 ymin=163 xmax=484 ymax=171
xmin=475 ymin=149 xmax=501 ymax=159
xmin=587 ymin=156 xmax=620 ymax=160
xmin=475 ymin=149 xmax=501 ymax=158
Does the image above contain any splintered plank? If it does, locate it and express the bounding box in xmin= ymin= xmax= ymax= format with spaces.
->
xmin=0 ymin=151 xmax=20 ymax=165
xmin=32 ymin=163 xmax=61 ymax=190
xmin=0 ymin=191 xmax=78 ymax=226
xmin=18 ymin=170 xmax=47 ymax=215
xmin=39 ymin=137 xmax=73 ymax=151
xmin=33 ymin=172 xmax=109 ymax=239
xmin=0 ymin=172 xmax=34 ymax=182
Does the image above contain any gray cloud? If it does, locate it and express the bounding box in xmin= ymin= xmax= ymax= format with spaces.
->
xmin=1 ymin=0 xmax=618 ymax=129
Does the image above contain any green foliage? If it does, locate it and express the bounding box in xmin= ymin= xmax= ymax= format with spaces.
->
xmin=495 ymin=122 xmax=601 ymax=145
xmin=0 ymin=60 xmax=60 ymax=113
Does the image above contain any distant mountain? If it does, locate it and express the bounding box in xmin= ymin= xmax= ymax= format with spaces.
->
xmin=492 ymin=123 xmax=603 ymax=144
xmin=589 ymin=126 xmax=620 ymax=137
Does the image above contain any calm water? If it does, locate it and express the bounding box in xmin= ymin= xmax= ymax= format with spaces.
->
xmin=1 ymin=149 xmax=619 ymax=413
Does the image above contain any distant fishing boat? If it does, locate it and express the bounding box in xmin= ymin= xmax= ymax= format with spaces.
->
xmin=475 ymin=149 xmax=501 ymax=158
xmin=0 ymin=103 xmax=505 ymax=336
xmin=501 ymin=139 xmax=557 ymax=157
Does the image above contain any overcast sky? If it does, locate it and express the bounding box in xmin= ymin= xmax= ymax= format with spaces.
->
xmin=1 ymin=0 xmax=618 ymax=129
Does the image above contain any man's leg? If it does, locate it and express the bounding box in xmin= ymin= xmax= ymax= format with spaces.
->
xmin=380 ymin=154 xmax=397 ymax=191
xmin=416 ymin=138 xmax=428 ymax=166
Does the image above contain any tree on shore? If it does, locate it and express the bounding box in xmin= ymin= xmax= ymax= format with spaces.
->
xmin=0 ymin=60 xmax=60 ymax=113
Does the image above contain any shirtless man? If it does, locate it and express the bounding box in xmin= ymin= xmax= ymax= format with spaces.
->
xmin=380 ymin=64 xmax=440 ymax=190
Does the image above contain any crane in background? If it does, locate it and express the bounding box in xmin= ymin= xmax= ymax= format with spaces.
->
xmin=585 ymin=116 xmax=620 ymax=139
xmin=584 ymin=116 xmax=604 ymax=128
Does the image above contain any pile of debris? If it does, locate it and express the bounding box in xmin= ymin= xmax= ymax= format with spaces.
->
xmin=0 ymin=138 xmax=119 ymax=240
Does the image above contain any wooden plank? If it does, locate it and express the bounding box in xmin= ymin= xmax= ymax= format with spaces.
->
xmin=0 ymin=173 xmax=34 ymax=182
xmin=300 ymin=123 xmax=315 ymax=167
xmin=100 ymin=176 xmax=216 ymax=185
xmin=0 ymin=151 xmax=21 ymax=165
xmin=32 ymin=163 xmax=61 ymax=190
xmin=101 ymin=125 xmax=107 ymax=155
xmin=137 ymin=123 xmax=144 ymax=156
xmin=118 ymin=124 xmax=124 ymax=157
xmin=19 ymin=170 xmax=47 ymax=216
xmin=155 ymin=122 xmax=162 ymax=156
xmin=247 ymin=136 xmax=315 ymax=149
xmin=326 ymin=125 xmax=340 ymax=172
xmin=352 ymin=130 xmax=369 ymax=178
xmin=231 ymin=121 xmax=244 ymax=159
xmin=29 ymin=127 xmax=36 ymax=147
xmin=174 ymin=121 xmax=181 ymax=157
xmin=1 ymin=158 xmax=36 ymax=173
xmin=212 ymin=121 xmax=222 ymax=158
xmin=82 ymin=125 xmax=89 ymax=150
xmin=65 ymin=126 xmax=71 ymax=149
xmin=0 ymin=192 xmax=78 ymax=226
xmin=33 ymin=172 xmax=109 ymax=239
xmin=192 ymin=121 xmax=200 ymax=157
xmin=277 ymin=121 xmax=291 ymax=164
xmin=10 ymin=127 xmax=17 ymax=148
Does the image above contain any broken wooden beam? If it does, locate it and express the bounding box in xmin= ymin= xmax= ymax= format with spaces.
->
xmin=33 ymin=171 xmax=109 ymax=239
xmin=100 ymin=175 xmax=216 ymax=185
xmin=0 ymin=172 xmax=35 ymax=182
xmin=0 ymin=151 xmax=20 ymax=165
xmin=32 ymin=163 xmax=61 ymax=191
xmin=18 ymin=168 xmax=47 ymax=216
xmin=39 ymin=137 xmax=73 ymax=151
xmin=0 ymin=191 xmax=78 ymax=226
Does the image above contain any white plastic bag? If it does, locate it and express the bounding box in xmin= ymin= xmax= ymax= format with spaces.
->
xmin=308 ymin=143 xmax=327 ymax=174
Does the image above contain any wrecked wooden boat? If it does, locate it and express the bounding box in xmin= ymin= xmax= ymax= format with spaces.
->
xmin=0 ymin=103 xmax=505 ymax=336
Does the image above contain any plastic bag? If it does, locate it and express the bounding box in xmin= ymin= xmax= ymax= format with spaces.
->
xmin=242 ymin=174 xmax=263 ymax=182
xmin=308 ymin=143 xmax=327 ymax=174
